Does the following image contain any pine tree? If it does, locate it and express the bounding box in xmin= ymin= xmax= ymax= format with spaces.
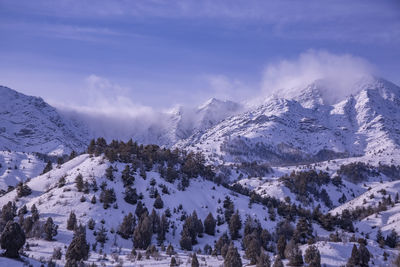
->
xmin=277 ymin=235 xmax=286 ymax=259
xmin=121 ymin=165 xmax=134 ymax=186
xmin=133 ymin=213 xmax=153 ymax=249
xmin=245 ymin=236 xmax=261 ymax=264
xmin=286 ymin=241 xmax=303 ymax=266
xmin=229 ymin=210 xmax=242 ymax=240
xmin=153 ymin=195 xmax=164 ymax=209
xmin=44 ymin=217 xmax=58 ymax=241
xmin=0 ymin=221 xmax=25 ymax=258
xmin=157 ymin=214 xmax=169 ymax=245
xmin=358 ymin=243 xmax=370 ymax=267
xmin=118 ymin=212 xmax=135 ymax=239
xmin=224 ymin=243 xmax=242 ymax=267
xmin=31 ymin=203 xmax=39 ymax=222
xmin=65 ymin=227 xmax=89 ymax=265
xmin=376 ymin=229 xmax=385 ymax=247
xmin=69 ymin=150 xmax=77 ymax=160
xmin=170 ymin=256 xmax=178 ymax=266
xmin=346 ymin=244 xmax=360 ymax=267
xmin=272 ymin=256 xmax=284 ymax=267
xmin=1 ymin=201 xmax=16 ymax=222
xmin=67 ymin=211 xmax=77 ymax=231
xmin=96 ymin=225 xmax=108 ymax=247
xmin=42 ymin=160 xmax=53 ymax=174
xmin=294 ymin=218 xmax=313 ymax=244
xmin=75 ymin=173 xmax=84 ymax=192
xmin=304 ymin=245 xmax=321 ymax=267
xmin=256 ymin=252 xmax=271 ymax=267
xmin=180 ymin=228 xmax=192 ymax=251
xmin=385 ymin=229 xmax=398 ymax=248
xmin=105 ymin=166 xmax=114 ymax=181
xmin=16 ymin=182 xmax=32 ymax=197
xmin=88 ymin=218 xmax=95 ymax=230
xmin=204 ymin=212 xmax=216 ymax=236
xmin=191 ymin=253 xmax=199 ymax=267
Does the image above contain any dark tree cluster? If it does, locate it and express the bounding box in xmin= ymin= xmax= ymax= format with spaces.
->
xmin=337 ymin=162 xmax=378 ymax=184
xmin=87 ymin=138 xmax=215 ymax=189
xmin=99 ymin=187 xmax=116 ymax=209
xmin=180 ymin=211 xmax=204 ymax=250
xmin=279 ymin=170 xmax=333 ymax=207
xmin=16 ymin=182 xmax=32 ymax=197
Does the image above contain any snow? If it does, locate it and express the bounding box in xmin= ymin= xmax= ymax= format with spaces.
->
xmin=0 ymin=86 xmax=89 ymax=155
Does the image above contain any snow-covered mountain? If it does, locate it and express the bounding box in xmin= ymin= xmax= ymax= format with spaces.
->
xmin=178 ymin=77 xmax=400 ymax=165
xmin=0 ymin=86 xmax=89 ymax=155
xmin=129 ymin=98 xmax=243 ymax=146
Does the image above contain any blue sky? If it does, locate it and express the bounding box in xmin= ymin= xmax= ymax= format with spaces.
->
xmin=0 ymin=0 xmax=399 ymax=110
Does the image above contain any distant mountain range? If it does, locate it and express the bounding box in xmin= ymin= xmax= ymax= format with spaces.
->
xmin=1 ymin=76 xmax=400 ymax=165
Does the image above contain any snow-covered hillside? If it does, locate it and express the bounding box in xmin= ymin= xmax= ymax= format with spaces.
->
xmin=178 ymin=77 xmax=400 ymax=165
xmin=0 ymin=86 xmax=89 ymax=155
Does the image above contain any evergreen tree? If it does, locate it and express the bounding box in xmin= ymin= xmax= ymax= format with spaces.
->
xmin=118 ymin=212 xmax=135 ymax=239
xmin=180 ymin=228 xmax=192 ymax=251
xmin=22 ymin=216 xmax=34 ymax=234
xmin=88 ymin=218 xmax=95 ymax=230
xmin=0 ymin=221 xmax=25 ymax=258
xmin=65 ymin=227 xmax=89 ymax=266
xmin=1 ymin=201 xmax=16 ymax=222
xmin=277 ymin=235 xmax=286 ymax=259
xmin=133 ymin=213 xmax=153 ymax=249
xmin=42 ymin=160 xmax=53 ymax=174
xmin=58 ymin=176 xmax=66 ymax=188
xmin=376 ymin=229 xmax=385 ymax=247
xmin=153 ymin=195 xmax=164 ymax=209
xmin=99 ymin=187 xmax=116 ymax=209
xmin=286 ymin=240 xmax=303 ymax=266
xmin=135 ymin=201 xmax=147 ymax=218
xmin=31 ymin=203 xmax=39 ymax=222
xmin=191 ymin=253 xmax=199 ymax=267
xmin=256 ymin=252 xmax=271 ymax=267
xmin=121 ymin=165 xmax=134 ymax=186
xmin=67 ymin=211 xmax=77 ymax=231
xmin=124 ymin=186 xmax=138 ymax=205
xmin=294 ymin=218 xmax=313 ymax=244
xmin=69 ymin=150 xmax=77 ymax=160
xmin=204 ymin=212 xmax=216 ymax=236
xmin=304 ymin=245 xmax=321 ymax=267
xmin=229 ymin=210 xmax=241 ymax=240
xmin=170 ymin=256 xmax=178 ymax=266
xmin=358 ymin=243 xmax=370 ymax=267
xmin=385 ymin=229 xmax=398 ymax=248
xmin=224 ymin=243 xmax=242 ymax=267
xmin=223 ymin=196 xmax=235 ymax=223
xmin=157 ymin=214 xmax=169 ymax=245
xmin=346 ymin=244 xmax=360 ymax=267
xmin=244 ymin=236 xmax=261 ymax=265
xmin=44 ymin=217 xmax=58 ymax=241
xmin=105 ymin=166 xmax=114 ymax=181
xmin=272 ymin=256 xmax=284 ymax=267
xmin=96 ymin=225 xmax=108 ymax=247
xmin=16 ymin=182 xmax=32 ymax=197
xmin=75 ymin=173 xmax=84 ymax=192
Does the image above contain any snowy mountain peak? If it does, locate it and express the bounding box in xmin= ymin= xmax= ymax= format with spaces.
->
xmin=0 ymin=86 xmax=89 ymax=155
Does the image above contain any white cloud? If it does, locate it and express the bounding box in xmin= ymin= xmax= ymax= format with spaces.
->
xmin=58 ymin=75 xmax=167 ymax=141
xmin=260 ymin=50 xmax=376 ymax=103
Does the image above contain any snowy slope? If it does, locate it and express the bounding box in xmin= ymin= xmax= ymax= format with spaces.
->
xmin=0 ymin=86 xmax=89 ymax=155
xmin=0 ymin=154 xmax=277 ymax=266
xmin=0 ymin=151 xmax=46 ymax=191
xmin=178 ymin=77 xmax=400 ymax=165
